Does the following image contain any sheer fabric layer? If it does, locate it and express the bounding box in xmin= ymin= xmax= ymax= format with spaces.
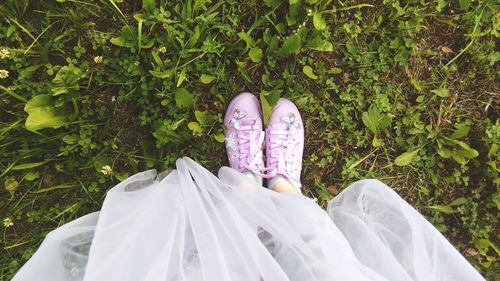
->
xmin=12 ymin=157 xmax=484 ymax=281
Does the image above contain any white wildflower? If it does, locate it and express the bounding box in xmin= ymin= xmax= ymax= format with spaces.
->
xmin=0 ymin=69 xmax=9 ymax=79
xmin=158 ymin=46 xmax=166 ymax=53
xmin=3 ymin=218 xmax=13 ymax=228
xmin=0 ymin=49 xmax=10 ymax=59
xmin=465 ymin=247 xmax=478 ymax=257
xmin=100 ymin=165 xmax=112 ymax=175
xmin=94 ymin=56 xmax=103 ymax=64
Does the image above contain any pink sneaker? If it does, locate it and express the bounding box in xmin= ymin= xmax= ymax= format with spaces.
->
xmin=224 ymin=92 xmax=265 ymax=175
xmin=265 ymin=98 xmax=304 ymax=188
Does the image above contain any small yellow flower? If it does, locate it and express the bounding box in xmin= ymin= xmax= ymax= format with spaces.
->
xmin=0 ymin=69 xmax=9 ymax=79
xmin=100 ymin=165 xmax=112 ymax=175
xmin=134 ymin=60 xmax=140 ymax=66
xmin=3 ymin=218 xmax=13 ymax=228
xmin=0 ymin=49 xmax=10 ymax=59
xmin=94 ymin=56 xmax=103 ymax=64
xmin=158 ymin=46 xmax=166 ymax=53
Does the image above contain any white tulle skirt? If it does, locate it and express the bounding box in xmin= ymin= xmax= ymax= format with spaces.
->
xmin=13 ymin=157 xmax=484 ymax=281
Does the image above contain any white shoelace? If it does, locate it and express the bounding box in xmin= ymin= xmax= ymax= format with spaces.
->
xmin=236 ymin=122 xmax=267 ymax=176
xmin=267 ymin=129 xmax=300 ymax=178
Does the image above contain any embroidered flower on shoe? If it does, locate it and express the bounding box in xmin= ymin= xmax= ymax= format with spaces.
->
xmin=281 ymin=113 xmax=301 ymax=132
xmin=70 ymin=267 xmax=81 ymax=277
xmin=230 ymin=109 xmax=247 ymax=129
xmin=225 ymin=132 xmax=237 ymax=150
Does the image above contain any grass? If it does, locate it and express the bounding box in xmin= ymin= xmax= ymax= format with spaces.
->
xmin=0 ymin=0 xmax=498 ymax=279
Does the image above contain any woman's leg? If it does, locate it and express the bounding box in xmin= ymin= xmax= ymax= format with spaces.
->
xmin=269 ymin=178 xmax=301 ymax=194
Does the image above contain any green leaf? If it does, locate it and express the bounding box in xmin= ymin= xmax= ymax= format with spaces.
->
xmin=449 ymin=139 xmax=479 ymax=158
xmin=302 ymin=65 xmax=318 ymax=80
xmin=188 ymin=122 xmax=204 ymax=134
xmin=264 ymin=89 xmax=281 ymax=105
xmin=488 ymin=52 xmax=500 ymax=66
xmin=188 ymin=25 xmax=200 ymax=48
xmin=260 ymin=93 xmax=272 ymax=126
xmin=278 ymin=34 xmax=301 ymax=56
xmin=62 ymin=134 xmax=79 ymax=144
xmin=448 ymin=197 xmax=467 ymax=206
xmin=151 ymin=51 xmax=163 ymax=66
xmin=450 ymin=124 xmax=470 ymax=139
xmin=459 ymin=0 xmax=470 ymax=10
xmin=395 ymin=149 xmax=419 ymax=166
xmin=24 ymin=171 xmax=40 ymax=181
xmin=437 ymin=147 xmax=452 ymax=158
xmin=12 ymin=161 xmax=48 ymax=170
xmin=431 ymin=88 xmax=449 ymax=97
xmin=177 ymin=68 xmax=187 ymax=87
xmin=474 ymin=239 xmax=493 ymax=250
xmin=214 ymin=133 xmax=225 ymax=143
xmin=194 ymin=110 xmax=216 ymax=125
xmin=306 ymin=38 xmax=333 ymax=52
xmin=25 ymin=107 xmax=67 ymax=131
xmin=436 ymin=0 xmax=447 ymax=12
xmin=174 ymin=88 xmax=194 ymax=108
xmin=348 ymin=158 xmax=364 ymax=170
xmin=237 ymin=31 xmax=254 ymax=49
xmin=36 ymin=183 xmax=77 ymax=193
xmin=372 ymin=136 xmax=384 ymax=147
xmin=428 ymin=204 xmax=456 ymax=214
xmin=143 ymin=0 xmax=156 ymax=14
xmin=24 ymin=94 xmax=52 ymax=112
xmin=260 ymin=90 xmax=281 ymax=125
xmin=153 ymin=121 xmax=185 ymax=146
xmin=110 ymin=26 xmax=136 ymax=48
xmin=114 ymin=172 xmax=130 ymax=182
xmin=137 ymin=19 xmax=156 ymax=49
xmin=362 ymin=111 xmax=377 ymax=134
xmin=488 ymin=143 xmax=498 ymax=158
xmin=313 ymin=12 xmax=327 ymax=30
xmin=326 ymin=67 xmax=342 ymax=74
xmin=362 ymin=107 xmax=392 ymax=134
xmin=110 ymin=36 xmax=127 ymax=47
xmin=149 ymin=68 xmax=175 ymax=79
xmin=287 ymin=0 xmax=302 ymax=25
xmin=24 ymin=95 xmax=67 ymax=131
xmin=4 ymin=179 xmax=19 ymax=196
xmin=459 ymin=148 xmax=479 ymax=159
xmin=249 ymin=47 xmax=263 ymax=63
xmin=452 ymin=153 xmax=466 ymax=164
xmin=200 ymin=74 xmax=216 ymax=84
xmin=51 ymin=65 xmax=83 ymax=96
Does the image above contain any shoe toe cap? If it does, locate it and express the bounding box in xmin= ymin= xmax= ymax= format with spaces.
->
xmin=269 ymin=98 xmax=302 ymax=126
xmin=224 ymin=92 xmax=261 ymax=124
